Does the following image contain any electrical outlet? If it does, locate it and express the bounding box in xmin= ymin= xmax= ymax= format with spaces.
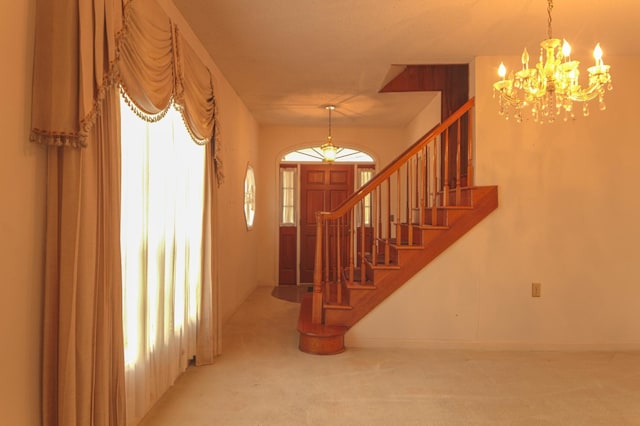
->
xmin=532 ymin=282 xmax=541 ymax=297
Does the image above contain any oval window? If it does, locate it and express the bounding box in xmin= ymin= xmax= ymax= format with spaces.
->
xmin=243 ymin=164 xmax=256 ymax=230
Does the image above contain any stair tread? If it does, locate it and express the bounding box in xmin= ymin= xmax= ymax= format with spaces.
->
xmin=323 ymin=303 xmax=353 ymax=310
xmin=364 ymin=253 xmax=397 ymax=264
xmin=416 ymin=225 xmax=450 ymax=230
xmin=346 ymin=282 xmax=376 ymax=290
xmin=441 ymin=205 xmax=473 ymax=210
xmin=365 ymin=261 xmax=400 ymax=270
xmin=390 ymin=243 xmax=424 ymax=250
xmin=389 ymin=237 xmax=424 ymax=248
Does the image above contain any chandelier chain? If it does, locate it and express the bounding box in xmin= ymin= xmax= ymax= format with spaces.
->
xmin=547 ymin=0 xmax=553 ymax=39
xmin=321 ymin=105 xmax=338 ymax=161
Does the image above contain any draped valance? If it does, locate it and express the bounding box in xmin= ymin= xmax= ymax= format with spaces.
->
xmin=31 ymin=0 xmax=220 ymax=153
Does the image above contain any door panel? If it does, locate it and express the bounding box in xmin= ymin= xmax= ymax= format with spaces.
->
xmin=305 ymin=190 xmax=325 ymax=224
xmin=307 ymin=171 xmax=325 ymax=184
xmin=278 ymin=227 xmax=297 ymax=285
xmin=329 ymin=169 xmax=349 ymax=184
xmin=329 ymin=189 xmax=348 ymax=209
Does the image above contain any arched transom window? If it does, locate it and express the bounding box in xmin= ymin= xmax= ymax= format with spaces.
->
xmin=281 ymin=146 xmax=374 ymax=163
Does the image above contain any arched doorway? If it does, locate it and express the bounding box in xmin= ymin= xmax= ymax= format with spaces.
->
xmin=278 ymin=146 xmax=375 ymax=285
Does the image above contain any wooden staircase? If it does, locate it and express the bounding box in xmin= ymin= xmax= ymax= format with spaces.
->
xmin=297 ymin=98 xmax=498 ymax=354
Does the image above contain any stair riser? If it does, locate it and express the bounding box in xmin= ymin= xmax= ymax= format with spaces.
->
xmin=324 ymin=309 xmax=353 ymax=326
xmin=422 ymin=209 xmax=448 ymax=226
xmin=418 ymin=229 xmax=447 ymax=245
xmin=436 ymin=187 xmax=474 ymax=206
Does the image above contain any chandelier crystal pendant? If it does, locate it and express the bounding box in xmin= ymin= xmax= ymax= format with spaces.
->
xmin=493 ymin=0 xmax=613 ymax=123
xmin=321 ymin=105 xmax=339 ymax=162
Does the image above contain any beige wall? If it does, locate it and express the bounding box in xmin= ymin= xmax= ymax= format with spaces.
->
xmin=404 ymin=92 xmax=442 ymax=144
xmin=212 ymin=88 xmax=260 ymax=322
xmin=348 ymin=56 xmax=640 ymax=350
xmin=0 ymin=0 xmax=46 ymax=424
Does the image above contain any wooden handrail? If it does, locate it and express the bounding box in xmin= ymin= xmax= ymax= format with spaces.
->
xmin=322 ymin=97 xmax=475 ymax=220
xmin=311 ymin=97 xmax=475 ymax=324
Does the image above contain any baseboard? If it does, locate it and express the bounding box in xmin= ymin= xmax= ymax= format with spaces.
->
xmin=344 ymin=336 xmax=640 ymax=351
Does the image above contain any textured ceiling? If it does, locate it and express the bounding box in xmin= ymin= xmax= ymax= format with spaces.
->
xmin=172 ymin=0 xmax=640 ymax=127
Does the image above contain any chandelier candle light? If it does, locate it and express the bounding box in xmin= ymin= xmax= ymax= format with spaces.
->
xmin=321 ymin=105 xmax=339 ymax=162
xmin=493 ymin=0 xmax=613 ymax=123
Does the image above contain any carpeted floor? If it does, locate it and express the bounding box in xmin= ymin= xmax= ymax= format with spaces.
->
xmin=139 ymin=286 xmax=640 ymax=425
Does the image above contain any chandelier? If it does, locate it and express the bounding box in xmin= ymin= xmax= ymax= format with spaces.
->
xmin=493 ymin=0 xmax=613 ymax=123
xmin=321 ymin=105 xmax=339 ymax=162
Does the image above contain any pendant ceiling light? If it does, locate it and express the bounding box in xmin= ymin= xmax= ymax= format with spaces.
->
xmin=321 ymin=105 xmax=339 ymax=162
xmin=493 ymin=0 xmax=613 ymax=123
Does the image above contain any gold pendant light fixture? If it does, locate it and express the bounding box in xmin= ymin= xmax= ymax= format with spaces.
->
xmin=321 ymin=105 xmax=339 ymax=162
xmin=493 ymin=0 xmax=613 ymax=123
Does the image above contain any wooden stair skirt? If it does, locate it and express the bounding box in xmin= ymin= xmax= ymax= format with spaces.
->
xmin=297 ymin=185 xmax=498 ymax=355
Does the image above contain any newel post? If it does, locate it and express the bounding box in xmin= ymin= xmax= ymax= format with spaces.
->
xmin=312 ymin=212 xmax=324 ymax=324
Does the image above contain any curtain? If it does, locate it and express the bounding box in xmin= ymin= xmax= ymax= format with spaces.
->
xmin=120 ymin=102 xmax=205 ymax=424
xmin=42 ymin=86 xmax=126 ymax=425
xmin=198 ymin=142 xmax=222 ymax=366
xmin=31 ymin=0 xmax=222 ymax=424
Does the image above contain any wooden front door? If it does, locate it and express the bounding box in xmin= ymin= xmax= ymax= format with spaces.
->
xmin=299 ymin=164 xmax=353 ymax=283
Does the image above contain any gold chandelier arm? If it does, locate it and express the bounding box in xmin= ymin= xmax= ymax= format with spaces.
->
xmin=567 ymin=82 xmax=608 ymax=102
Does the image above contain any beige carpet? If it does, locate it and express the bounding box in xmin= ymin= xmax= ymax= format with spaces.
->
xmin=140 ymin=286 xmax=640 ymax=425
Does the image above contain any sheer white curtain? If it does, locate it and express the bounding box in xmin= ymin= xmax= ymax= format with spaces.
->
xmin=120 ymin=96 xmax=205 ymax=425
